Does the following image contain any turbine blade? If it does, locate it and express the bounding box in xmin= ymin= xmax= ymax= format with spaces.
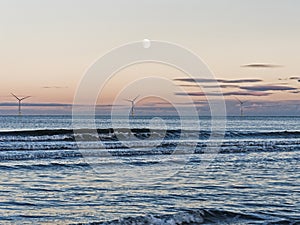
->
xmin=133 ymin=95 xmax=140 ymax=102
xmin=11 ymin=93 xmax=21 ymax=101
xmin=234 ymin=96 xmax=242 ymax=104
xmin=20 ymin=96 xmax=31 ymax=101
xmin=123 ymin=99 xmax=133 ymax=103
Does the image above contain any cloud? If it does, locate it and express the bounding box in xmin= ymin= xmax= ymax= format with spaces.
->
xmin=220 ymin=85 xmax=240 ymax=88
xmin=175 ymin=91 xmax=270 ymax=97
xmin=241 ymin=63 xmax=282 ymax=68
xmin=289 ymin=90 xmax=300 ymax=94
xmin=278 ymin=77 xmax=288 ymax=81
xmin=240 ymin=85 xmax=297 ymax=92
xmin=178 ymin=84 xmax=199 ymax=87
xmin=203 ymin=85 xmax=240 ymax=88
xmin=289 ymin=77 xmax=300 ymax=82
xmin=174 ymin=78 xmax=218 ymax=83
xmin=178 ymin=84 xmax=240 ymax=88
xmin=289 ymin=76 xmax=300 ymax=80
xmin=221 ymin=79 xmax=262 ymax=83
xmin=222 ymin=91 xmax=271 ymax=96
xmin=174 ymin=78 xmax=262 ymax=84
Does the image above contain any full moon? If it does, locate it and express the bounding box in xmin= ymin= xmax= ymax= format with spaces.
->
xmin=142 ymin=39 xmax=151 ymax=48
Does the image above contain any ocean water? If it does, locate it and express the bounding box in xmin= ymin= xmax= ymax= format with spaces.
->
xmin=0 ymin=115 xmax=299 ymax=224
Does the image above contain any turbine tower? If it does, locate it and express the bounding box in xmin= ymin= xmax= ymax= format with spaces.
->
xmin=11 ymin=93 xmax=31 ymax=116
xmin=124 ymin=95 xmax=139 ymax=117
xmin=235 ymin=97 xmax=247 ymax=116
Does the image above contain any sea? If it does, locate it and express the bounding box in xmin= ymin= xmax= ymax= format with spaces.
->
xmin=0 ymin=115 xmax=299 ymax=225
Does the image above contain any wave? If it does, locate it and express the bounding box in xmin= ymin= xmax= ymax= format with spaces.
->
xmin=1 ymin=128 xmax=300 ymax=142
xmin=0 ymin=128 xmax=299 ymax=160
xmin=82 ymin=209 xmax=299 ymax=225
xmin=0 ymin=137 xmax=299 ymax=152
xmin=0 ymin=139 xmax=299 ymax=161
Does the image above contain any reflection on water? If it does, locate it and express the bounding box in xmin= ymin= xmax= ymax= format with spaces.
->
xmin=0 ymin=116 xmax=299 ymax=224
xmin=0 ymin=150 xmax=298 ymax=224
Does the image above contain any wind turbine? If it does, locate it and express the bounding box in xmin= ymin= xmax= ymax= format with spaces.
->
xmin=234 ymin=97 xmax=248 ymax=116
xmin=124 ymin=95 xmax=139 ymax=117
xmin=11 ymin=93 xmax=31 ymax=116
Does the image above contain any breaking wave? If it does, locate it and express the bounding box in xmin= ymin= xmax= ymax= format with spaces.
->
xmin=0 ymin=128 xmax=300 ymax=142
xmin=82 ymin=209 xmax=299 ymax=225
xmin=0 ymin=128 xmax=299 ymax=161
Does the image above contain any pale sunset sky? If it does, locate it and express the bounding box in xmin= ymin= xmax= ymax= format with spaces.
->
xmin=0 ymin=0 xmax=299 ymax=115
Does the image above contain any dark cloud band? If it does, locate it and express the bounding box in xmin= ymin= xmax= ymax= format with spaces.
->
xmin=175 ymin=91 xmax=270 ymax=97
xmin=241 ymin=64 xmax=282 ymax=68
xmin=174 ymin=78 xmax=262 ymax=84
xmin=240 ymin=85 xmax=297 ymax=92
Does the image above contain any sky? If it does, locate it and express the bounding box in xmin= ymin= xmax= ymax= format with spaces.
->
xmin=0 ymin=0 xmax=299 ymax=115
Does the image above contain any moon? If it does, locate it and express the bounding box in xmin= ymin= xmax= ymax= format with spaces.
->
xmin=142 ymin=39 xmax=151 ymax=48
